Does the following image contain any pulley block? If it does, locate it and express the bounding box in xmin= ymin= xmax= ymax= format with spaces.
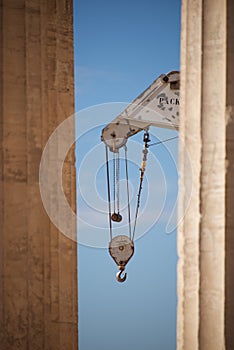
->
xmin=109 ymin=235 xmax=134 ymax=282
xmin=111 ymin=212 xmax=122 ymax=222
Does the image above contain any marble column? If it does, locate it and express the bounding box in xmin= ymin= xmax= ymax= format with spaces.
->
xmin=0 ymin=1 xmax=78 ymax=349
xmin=178 ymin=0 xmax=234 ymax=349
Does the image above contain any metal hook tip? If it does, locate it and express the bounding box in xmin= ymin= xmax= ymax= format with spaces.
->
xmin=116 ymin=270 xmax=127 ymax=283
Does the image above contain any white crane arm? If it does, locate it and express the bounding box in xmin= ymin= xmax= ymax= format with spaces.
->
xmin=101 ymin=71 xmax=180 ymax=152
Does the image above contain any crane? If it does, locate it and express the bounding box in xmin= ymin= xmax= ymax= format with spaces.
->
xmin=101 ymin=70 xmax=179 ymax=152
xmin=101 ymin=71 xmax=180 ymax=282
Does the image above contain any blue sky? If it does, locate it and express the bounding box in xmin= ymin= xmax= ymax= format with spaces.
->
xmin=74 ymin=1 xmax=181 ymax=349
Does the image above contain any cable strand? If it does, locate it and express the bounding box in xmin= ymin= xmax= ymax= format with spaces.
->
xmin=148 ymin=136 xmax=178 ymax=148
xmin=124 ymin=146 xmax=132 ymax=240
xmin=105 ymin=145 xmax=112 ymax=240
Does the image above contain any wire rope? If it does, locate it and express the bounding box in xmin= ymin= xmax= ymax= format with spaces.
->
xmin=113 ymin=152 xmax=116 ymax=213
xmin=148 ymin=135 xmax=178 ymax=148
xmin=124 ymin=146 xmax=132 ymax=240
xmin=105 ymin=145 xmax=113 ymax=240
xmin=116 ymin=150 xmax=120 ymax=214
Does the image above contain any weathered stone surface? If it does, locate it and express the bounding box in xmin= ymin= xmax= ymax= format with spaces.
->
xmin=178 ymin=0 xmax=234 ymax=349
xmin=0 ymin=1 xmax=78 ymax=349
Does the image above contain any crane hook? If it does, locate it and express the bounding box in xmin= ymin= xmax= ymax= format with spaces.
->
xmin=116 ymin=268 xmax=127 ymax=283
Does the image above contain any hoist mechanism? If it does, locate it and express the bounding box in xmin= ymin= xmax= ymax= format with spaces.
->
xmin=102 ymin=71 xmax=180 ymax=283
xmin=101 ymin=71 xmax=180 ymax=153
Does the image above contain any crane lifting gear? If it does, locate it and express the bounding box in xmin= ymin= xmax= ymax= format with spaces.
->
xmin=102 ymin=71 xmax=180 ymax=283
xmin=101 ymin=71 xmax=179 ymax=152
xmin=105 ymin=131 xmax=151 ymax=282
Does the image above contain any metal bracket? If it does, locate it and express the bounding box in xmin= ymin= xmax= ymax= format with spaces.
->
xmin=101 ymin=71 xmax=180 ymax=152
